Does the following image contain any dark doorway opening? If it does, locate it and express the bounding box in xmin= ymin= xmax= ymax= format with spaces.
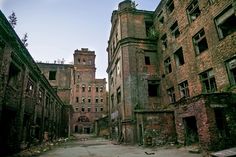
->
xmin=183 ymin=116 xmax=199 ymax=145
xmin=74 ymin=126 xmax=78 ymax=133
xmin=84 ymin=128 xmax=90 ymax=134
xmin=214 ymin=108 xmax=229 ymax=138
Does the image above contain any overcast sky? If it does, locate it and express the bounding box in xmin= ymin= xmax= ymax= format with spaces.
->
xmin=1 ymin=0 xmax=160 ymax=79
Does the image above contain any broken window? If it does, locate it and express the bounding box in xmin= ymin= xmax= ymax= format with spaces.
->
xmin=26 ymin=79 xmax=34 ymax=96
xmin=145 ymin=56 xmax=151 ymax=65
xmin=179 ymin=80 xmax=190 ymax=98
xmin=38 ymin=89 xmax=44 ymax=104
xmin=193 ymin=29 xmax=208 ymax=55
xmin=100 ymin=86 xmax=104 ymax=92
xmin=88 ymin=107 xmax=91 ymax=112
xmin=96 ymin=86 xmax=99 ymax=92
xmin=8 ymin=62 xmax=21 ymax=87
xmin=88 ymin=85 xmax=91 ymax=92
xmin=161 ymin=34 xmax=167 ymax=49
xmin=95 ymin=107 xmax=98 ymax=112
xmin=174 ymin=47 xmax=185 ymax=67
xmin=166 ymin=0 xmax=174 ymax=13
xmin=170 ymin=21 xmax=180 ymax=38
xmin=117 ymin=87 xmax=121 ymax=104
xmin=49 ymin=71 xmax=56 ymax=80
xmin=159 ymin=16 xmax=164 ymax=24
xmin=75 ymin=107 xmax=79 ymax=111
xmin=145 ymin=21 xmax=154 ymax=37
xmin=82 ymin=84 xmax=85 ymax=92
xmin=82 ymin=97 xmax=85 ymax=103
xmin=88 ymin=97 xmax=91 ymax=103
xmin=164 ymin=57 xmax=172 ymax=74
xmin=214 ymin=108 xmax=229 ymax=137
xmin=81 ymin=107 xmax=85 ymax=112
xmin=226 ymin=58 xmax=236 ymax=85
xmin=100 ymin=107 xmax=103 ymax=112
xmin=96 ymin=97 xmax=99 ymax=103
xmin=101 ymin=98 xmax=103 ymax=102
xmin=215 ymin=5 xmax=236 ymax=39
xmin=76 ymin=97 xmax=79 ymax=103
xmin=167 ymin=87 xmax=176 ymax=103
xmin=111 ymin=94 xmax=114 ymax=108
xmin=187 ymin=0 xmax=201 ymax=23
xmin=148 ymin=80 xmax=160 ymax=97
xmin=200 ymin=69 xmax=217 ymax=93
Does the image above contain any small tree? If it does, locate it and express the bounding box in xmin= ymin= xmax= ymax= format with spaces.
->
xmin=8 ymin=12 xmax=17 ymax=28
xmin=21 ymin=33 xmax=28 ymax=47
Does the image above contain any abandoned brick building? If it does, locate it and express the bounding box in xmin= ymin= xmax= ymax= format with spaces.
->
xmin=0 ymin=11 xmax=70 ymax=156
xmin=38 ymin=48 xmax=107 ymax=134
xmin=107 ymin=0 xmax=236 ymax=150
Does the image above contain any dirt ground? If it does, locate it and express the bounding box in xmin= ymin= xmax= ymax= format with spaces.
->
xmin=36 ymin=134 xmax=203 ymax=157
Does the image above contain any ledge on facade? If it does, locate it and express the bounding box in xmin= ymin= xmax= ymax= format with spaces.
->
xmin=174 ymin=92 xmax=236 ymax=108
xmin=134 ymin=109 xmax=173 ymax=113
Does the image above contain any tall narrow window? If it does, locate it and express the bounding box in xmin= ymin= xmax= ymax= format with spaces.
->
xmin=117 ymin=87 xmax=121 ymax=104
xmin=167 ymin=87 xmax=176 ymax=103
xmin=215 ymin=5 xmax=236 ymax=39
xmin=170 ymin=21 xmax=180 ymax=38
xmin=145 ymin=21 xmax=154 ymax=37
xmin=88 ymin=97 xmax=91 ymax=103
xmin=193 ymin=29 xmax=208 ymax=55
xmin=164 ymin=57 xmax=172 ymax=74
xmin=111 ymin=94 xmax=114 ymax=108
xmin=187 ymin=0 xmax=201 ymax=23
xmin=145 ymin=56 xmax=151 ymax=65
xmin=174 ymin=47 xmax=185 ymax=67
xmin=76 ymin=97 xmax=79 ymax=103
xmin=148 ymin=80 xmax=160 ymax=97
xmin=96 ymin=86 xmax=99 ymax=92
xmin=49 ymin=71 xmax=56 ymax=80
xmin=200 ymin=69 xmax=217 ymax=93
xmin=166 ymin=0 xmax=174 ymax=13
xmin=226 ymin=58 xmax=236 ymax=85
xmin=82 ymin=97 xmax=85 ymax=103
xmin=88 ymin=85 xmax=91 ymax=92
xmin=161 ymin=34 xmax=168 ymax=49
xmin=100 ymin=86 xmax=103 ymax=92
xmin=179 ymin=80 xmax=190 ymax=98
xmin=82 ymin=84 xmax=85 ymax=92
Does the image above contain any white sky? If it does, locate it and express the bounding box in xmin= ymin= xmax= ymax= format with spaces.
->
xmin=1 ymin=0 xmax=160 ymax=79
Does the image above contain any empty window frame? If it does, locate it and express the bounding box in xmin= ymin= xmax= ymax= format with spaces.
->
xmin=100 ymin=86 xmax=104 ymax=92
xmin=95 ymin=97 xmax=99 ymax=103
xmin=88 ymin=85 xmax=91 ymax=92
xmin=161 ymin=34 xmax=168 ymax=49
xmin=174 ymin=47 xmax=185 ymax=67
xmin=82 ymin=97 xmax=85 ymax=103
xmin=187 ymin=0 xmax=201 ymax=23
xmin=170 ymin=21 xmax=180 ymax=38
xmin=100 ymin=107 xmax=103 ymax=112
xmin=167 ymin=87 xmax=176 ymax=103
xmin=49 ymin=71 xmax=56 ymax=80
xmin=82 ymin=84 xmax=85 ymax=92
xmin=117 ymin=87 xmax=121 ymax=104
xmin=88 ymin=97 xmax=91 ymax=103
xmin=81 ymin=107 xmax=85 ymax=112
xmin=166 ymin=0 xmax=174 ymax=13
xmin=148 ymin=80 xmax=160 ymax=97
xmin=145 ymin=56 xmax=151 ymax=65
xmin=101 ymin=98 xmax=103 ymax=102
xmin=145 ymin=21 xmax=154 ymax=37
xmin=179 ymin=80 xmax=190 ymax=98
xmin=164 ymin=57 xmax=172 ymax=74
xmin=226 ymin=58 xmax=236 ymax=85
xmin=199 ymin=69 xmax=217 ymax=93
xmin=26 ymin=79 xmax=34 ymax=96
xmin=88 ymin=107 xmax=91 ymax=112
xmin=96 ymin=86 xmax=99 ymax=92
xmin=193 ymin=29 xmax=208 ymax=55
xmin=76 ymin=97 xmax=79 ymax=103
xmin=111 ymin=94 xmax=114 ymax=108
xmin=215 ymin=5 xmax=236 ymax=39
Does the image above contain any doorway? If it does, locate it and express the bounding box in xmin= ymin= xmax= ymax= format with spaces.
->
xmin=74 ymin=125 xmax=78 ymax=133
xmin=183 ymin=116 xmax=199 ymax=145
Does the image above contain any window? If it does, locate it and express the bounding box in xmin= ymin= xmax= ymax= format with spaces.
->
xmin=145 ymin=21 xmax=154 ymax=37
xmin=117 ymin=87 xmax=121 ymax=104
xmin=76 ymin=97 xmax=79 ymax=103
xmin=193 ymin=29 xmax=208 ymax=54
xmin=49 ymin=71 xmax=56 ymax=80
xmin=226 ymin=58 xmax=236 ymax=85
xmin=145 ymin=56 xmax=151 ymax=65
xmin=179 ymin=80 xmax=190 ymax=98
xmin=82 ymin=97 xmax=85 ymax=103
xmin=88 ymin=107 xmax=91 ymax=112
xmin=159 ymin=16 xmax=164 ymax=24
xmin=38 ymin=89 xmax=43 ymax=104
xmin=200 ymin=69 xmax=217 ymax=93
xmin=166 ymin=0 xmax=174 ymax=13
xmin=100 ymin=86 xmax=103 ymax=92
xmin=88 ymin=85 xmax=91 ymax=92
xmin=95 ymin=107 xmax=98 ymax=112
xmin=174 ymin=47 xmax=185 ymax=67
xmin=96 ymin=86 xmax=99 ymax=92
xmin=164 ymin=57 xmax=172 ymax=74
xmin=82 ymin=85 xmax=85 ymax=92
xmin=82 ymin=107 xmax=85 ymax=112
xmin=26 ymin=79 xmax=34 ymax=96
xmin=148 ymin=80 xmax=160 ymax=97
xmin=161 ymin=34 xmax=167 ymax=49
xmin=215 ymin=5 xmax=236 ymax=39
xmin=96 ymin=97 xmax=99 ymax=103
xmin=101 ymin=98 xmax=103 ymax=102
xmin=187 ymin=0 xmax=201 ymax=23
xmin=88 ymin=97 xmax=91 ymax=103
xmin=100 ymin=107 xmax=103 ymax=112
xmin=75 ymin=107 xmax=79 ymax=111
xmin=170 ymin=21 xmax=180 ymax=38
xmin=82 ymin=59 xmax=86 ymax=64
xmin=111 ymin=94 xmax=114 ymax=108
xmin=167 ymin=87 xmax=176 ymax=103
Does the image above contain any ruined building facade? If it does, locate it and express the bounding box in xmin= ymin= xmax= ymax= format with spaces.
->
xmin=38 ymin=48 xmax=107 ymax=134
xmin=107 ymin=0 xmax=236 ymax=150
xmin=0 ymin=11 xmax=69 ymax=156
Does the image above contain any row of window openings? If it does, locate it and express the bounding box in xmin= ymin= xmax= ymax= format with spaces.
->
xmin=167 ymin=69 xmax=217 ymax=103
xmin=78 ymin=58 xmax=93 ymax=65
xmin=76 ymin=97 xmax=103 ymax=103
xmin=161 ymin=4 xmax=236 ymax=50
xmin=75 ymin=107 xmax=103 ymax=112
xmin=79 ymin=86 xmax=104 ymax=92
